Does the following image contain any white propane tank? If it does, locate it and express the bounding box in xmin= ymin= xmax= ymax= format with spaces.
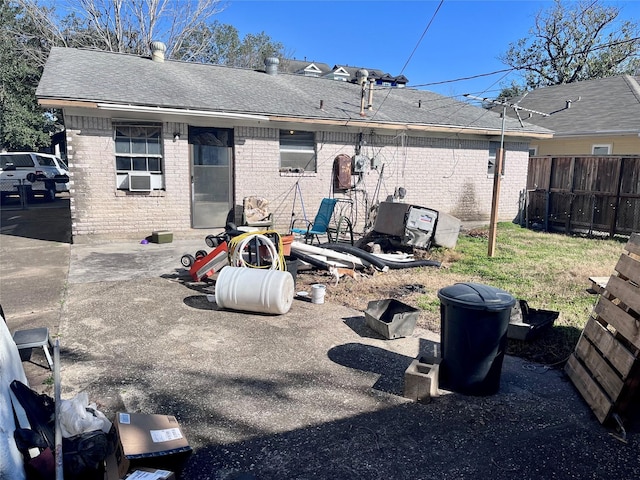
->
xmin=215 ymin=266 xmax=294 ymax=315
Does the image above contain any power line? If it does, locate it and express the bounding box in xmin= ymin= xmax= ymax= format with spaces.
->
xmin=407 ymin=35 xmax=640 ymax=90
xmin=370 ymin=0 xmax=445 ymax=120
xmin=398 ymin=0 xmax=444 ymax=76
xmin=411 ymin=68 xmax=517 ymax=88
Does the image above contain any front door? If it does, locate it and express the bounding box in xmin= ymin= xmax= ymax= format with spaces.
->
xmin=189 ymin=127 xmax=233 ymax=228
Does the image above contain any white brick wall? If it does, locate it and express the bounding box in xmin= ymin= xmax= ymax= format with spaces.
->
xmin=66 ymin=116 xmax=193 ymax=242
xmin=64 ymin=116 xmax=530 ymax=241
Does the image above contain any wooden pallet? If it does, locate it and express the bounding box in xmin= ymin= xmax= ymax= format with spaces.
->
xmin=565 ymin=233 xmax=640 ymax=425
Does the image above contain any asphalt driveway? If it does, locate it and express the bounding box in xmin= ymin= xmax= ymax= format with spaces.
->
xmin=1 ymin=202 xmax=638 ymax=480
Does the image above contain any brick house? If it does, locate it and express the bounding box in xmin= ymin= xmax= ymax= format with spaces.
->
xmin=36 ymin=44 xmax=551 ymax=243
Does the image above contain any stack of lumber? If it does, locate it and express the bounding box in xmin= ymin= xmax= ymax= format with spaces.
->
xmin=565 ymin=233 xmax=640 ymax=425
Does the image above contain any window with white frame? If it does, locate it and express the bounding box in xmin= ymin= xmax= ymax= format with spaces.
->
xmin=488 ymin=141 xmax=505 ymax=176
xmin=114 ymin=123 xmax=164 ymax=191
xmin=279 ymin=130 xmax=316 ymax=172
xmin=529 ymin=146 xmax=538 ymax=156
xmin=592 ymin=144 xmax=611 ymax=155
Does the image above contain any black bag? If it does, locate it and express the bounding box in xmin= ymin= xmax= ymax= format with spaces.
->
xmin=62 ymin=430 xmax=110 ymax=480
xmin=10 ymin=380 xmax=111 ymax=480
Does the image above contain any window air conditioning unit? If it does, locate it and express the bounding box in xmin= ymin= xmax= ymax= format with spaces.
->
xmin=128 ymin=172 xmax=152 ymax=192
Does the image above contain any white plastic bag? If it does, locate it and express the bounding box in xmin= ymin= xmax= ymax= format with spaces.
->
xmin=59 ymin=391 xmax=112 ymax=438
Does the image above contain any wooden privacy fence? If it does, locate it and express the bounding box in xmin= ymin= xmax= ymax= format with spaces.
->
xmin=526 ymin=156 xmax=640 ymax=237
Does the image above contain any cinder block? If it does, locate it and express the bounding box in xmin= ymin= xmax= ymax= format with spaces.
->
xmin=403 ymin=357 xmax=441 ymax=403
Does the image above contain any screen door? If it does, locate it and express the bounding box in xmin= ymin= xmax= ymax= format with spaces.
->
xmin=189 ymin=127 xmax=233 ymax=228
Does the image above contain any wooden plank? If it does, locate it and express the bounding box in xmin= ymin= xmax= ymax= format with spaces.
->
xmin=588 ymin=276 xmax=609 ymax=294
xmin=574 ymin=336 xmax=625 ymax=399
xmin=594 ymin=296 xmax=640 ymax=350
xmin=565 ymin=354 xmax=613 ymax=424
xmin=625 ymin=233 xmax=640 ymax=257
xmin=606 ymin=275 xmax=640 ymax=315
xmin=582 ymin=319 xmax=636 ymax=379
xmin=614 ymin=253 xmax=640 ymax=285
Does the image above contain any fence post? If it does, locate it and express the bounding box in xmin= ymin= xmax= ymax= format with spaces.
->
xmin=16 ymin=180 xmax=28 ymax=210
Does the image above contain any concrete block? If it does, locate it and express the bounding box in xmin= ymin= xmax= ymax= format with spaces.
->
xmin=403 ymin=357 xmax=441 ymax=403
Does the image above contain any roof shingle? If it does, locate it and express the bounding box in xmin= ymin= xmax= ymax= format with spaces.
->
xmin=37 ymin=47 xmax=550 ymax=136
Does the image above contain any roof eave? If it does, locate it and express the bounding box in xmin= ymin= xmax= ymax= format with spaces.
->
xmin=39 ymin=98 xmax=553 ymax=139
xmin=269 ymin=115 xmax=553 ymax=138
xmin=551 ymin=130 xmax=640 ymax=138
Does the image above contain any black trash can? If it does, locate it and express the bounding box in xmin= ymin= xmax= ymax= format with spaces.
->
xmin=437 ymin=282 xmax=516 ymax=396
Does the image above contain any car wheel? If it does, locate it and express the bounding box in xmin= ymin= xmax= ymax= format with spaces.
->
xmin=181 ymin=254 xmax=195 ymax=268
xmin=195 ymin=250 xmax=207 ymax=259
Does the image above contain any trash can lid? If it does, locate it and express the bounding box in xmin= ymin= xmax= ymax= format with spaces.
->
xmin=437 ymin=282 xmax=516 ymax=311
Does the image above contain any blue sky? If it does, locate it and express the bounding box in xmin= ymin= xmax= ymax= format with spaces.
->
xmin=215 ymin=0 xmax=640 ymax=99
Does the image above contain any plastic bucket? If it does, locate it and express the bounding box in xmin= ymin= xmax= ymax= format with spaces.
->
xmin=215 ymin=266 xmax=294 ymax=315
xmin=281 ymin=234 xmax=294 ymax=256
xmin=311 ymin=284 xmax=326 ymax=304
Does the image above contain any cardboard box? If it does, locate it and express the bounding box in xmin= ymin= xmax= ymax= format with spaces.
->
xmin=106 ymin=412 xmax=191 ymax=479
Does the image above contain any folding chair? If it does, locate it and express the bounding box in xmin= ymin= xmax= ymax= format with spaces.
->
xmin=13 ymin=327 xmax=54 ymax=370
xmin=291 ymin=198 xmax=338 ymax=244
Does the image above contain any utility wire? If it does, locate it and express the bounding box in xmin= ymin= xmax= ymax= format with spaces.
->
xmin=408 ymin=35 xmax=640 ymax=89
xmin=368 ymin=0 xmax=445 ymax=121
xmin=399 ymin=0 xmax=445 ymax=76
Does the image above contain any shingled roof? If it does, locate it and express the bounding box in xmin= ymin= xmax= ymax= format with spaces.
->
xmin=36 ymin=47 xmax=551 ymax=138
xmin=505 ymin=75 xmax=640 ymax=136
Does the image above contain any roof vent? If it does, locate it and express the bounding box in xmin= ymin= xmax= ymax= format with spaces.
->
xmin=151 ymin=41 xmax=166 ymax=62
xmin=356 ymin=68 xmax=369 ymax=85
xmin=265 ymin=57 xmax=279 ymax=75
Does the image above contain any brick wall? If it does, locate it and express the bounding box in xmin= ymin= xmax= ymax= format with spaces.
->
xmin=233 ymin=129 xmax=529 ymax=233
xmin=65 ymin=116 xmax=193 ymax=242
xmin=64 ymin=116 xmax=529 ymax=241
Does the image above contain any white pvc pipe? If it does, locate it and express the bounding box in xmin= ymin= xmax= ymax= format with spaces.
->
xmin=291 ymin=242 xmax=368 ymax=268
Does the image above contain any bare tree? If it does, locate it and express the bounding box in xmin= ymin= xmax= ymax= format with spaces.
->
xmin=500 ymin=0 xmax=640 ymax=91
xmin=16 ymin=0 xmax=227 ymax=60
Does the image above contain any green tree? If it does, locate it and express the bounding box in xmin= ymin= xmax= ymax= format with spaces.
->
xmin=498 ymin=0 xmax=640 ymax=98
xmin=172 ymin=21 xmax=284 ymax=68
xmin=7 ymin=0 xmax=287 ymax=150
xmin=0 ymin=0 xmax=53 ymax=151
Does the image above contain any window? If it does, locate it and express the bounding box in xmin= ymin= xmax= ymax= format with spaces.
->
xmin=114 ymin=123 xmax=163 ymax=190
xmin=592 ymin=144 xmax=611 ymax=155
xmin=529 ymin=146 xmax=538 ymax=157
xmin=280 ymin=130 xmax=316 ymax=172
xmin=487 ymin=141 xmax=505 ymax=176
xmin=0 ymin=154 xmax=34 ymax=168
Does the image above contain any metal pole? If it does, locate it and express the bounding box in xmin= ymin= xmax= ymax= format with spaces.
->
xmin=463 ymin=94 xmax=550 ymax=257
xmin=54 ymin=339 xmax=63 ymax=480
xmin=487 ymin=106 xmax=506 ymax=257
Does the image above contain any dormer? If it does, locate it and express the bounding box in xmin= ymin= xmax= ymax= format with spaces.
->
xmin=296 ymin=62 xmax=324 ymax=77
xmin=324 ymin=66 xmax=351 ymax=82
xmin=378 ymin=73 xmax=396 ymax=87
xmin=394 ymin=75 xmax=408 ymax=88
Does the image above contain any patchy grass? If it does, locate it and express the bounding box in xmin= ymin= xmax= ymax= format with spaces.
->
xmin=297 ymin=223 xmax=626 ymax=366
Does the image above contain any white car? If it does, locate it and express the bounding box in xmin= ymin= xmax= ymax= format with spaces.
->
xmin=0 ymin=152 xmax=69 ymax=202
